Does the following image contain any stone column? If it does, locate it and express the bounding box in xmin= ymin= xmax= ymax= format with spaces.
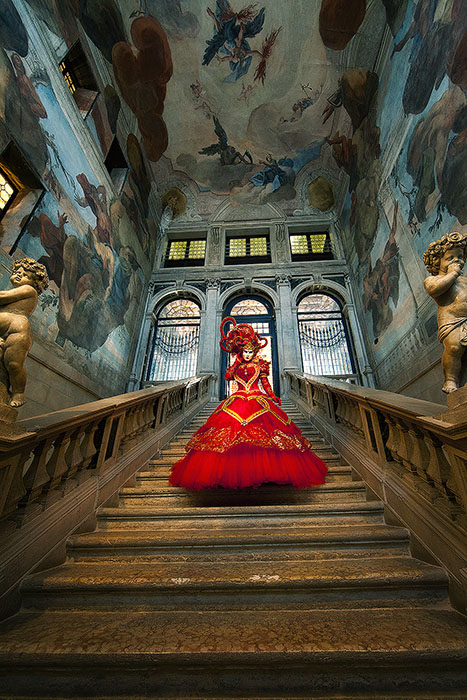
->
xmin=275 ymin=275 xmax=301 ymax=393
xmin=343 ymin=296 xmax=375 ymax=388
xmin=197 ymin=278 xmax=220 ymax=389
xmin=126 ymin=282 xmax=155 ymax=391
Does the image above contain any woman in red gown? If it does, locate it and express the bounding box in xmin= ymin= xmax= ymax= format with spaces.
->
xmin=169 ymin=317 xmax=327 ymax=490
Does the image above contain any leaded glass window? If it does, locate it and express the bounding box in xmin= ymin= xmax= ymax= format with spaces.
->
xmin=146 ymin=299 xmax=200 ymax=381
xmin=290 ymin=231 xmax=333 ymax=261
xmin=225 ymin=234 xmax=271 ymax=264
xmin=298 ymin=293 xmax=354 ymax=377
xmin=0 ymin=168 xmax=16 ymax=218
xmin=59 ymin=60 xmax=76 ymax=94
xmin=165 ymin=239 xmax=206 ymax=267
xmin=230 ymin=299 xmax=268 ymax=315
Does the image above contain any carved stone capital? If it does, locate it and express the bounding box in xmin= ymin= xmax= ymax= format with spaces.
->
xmin=275 ymin=274 xmax=291 ymax=286
xmin=205 ymin=277 xmax=221 ymax=290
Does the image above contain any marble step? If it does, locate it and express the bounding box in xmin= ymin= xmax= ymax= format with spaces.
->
xmin=96 ymin=501 xmax=385 ymax=530
xmin=67 ymin=523 xmax=409 ymax=561
xmin=0 ymin=608 xmax=466 ymax=697
xmin=118 ymin=482 xmax=367 ymax=507
xmin=20 ymin=557 xmax=449 ymax=611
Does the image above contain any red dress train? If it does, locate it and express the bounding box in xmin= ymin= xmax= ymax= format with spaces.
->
xmin=169 ymin=359 xmax=327 ymax=490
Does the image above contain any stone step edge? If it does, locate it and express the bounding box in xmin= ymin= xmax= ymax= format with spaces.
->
xmin=68 ymin=525 xmax=409 ymax=550
xmin=120 ymin=481 xmax=366 ymax=496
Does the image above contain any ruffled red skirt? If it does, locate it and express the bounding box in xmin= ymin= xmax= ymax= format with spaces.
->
xmin=169 ymin=393 xmax=327 ymax=491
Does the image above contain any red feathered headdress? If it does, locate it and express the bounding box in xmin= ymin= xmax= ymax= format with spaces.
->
xmin=219 ymin=316 xmax=268 ymax=355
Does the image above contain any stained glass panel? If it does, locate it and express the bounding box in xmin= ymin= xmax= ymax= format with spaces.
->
xmin=168 ymin=240 xmax=187 ymax=260
xmin=0 ymin=170 xmax=15 ymax=211
xmin=229 ymin=238 xmax=246 ymax=257
xmin=188 ymin=240 xmax=206 ymax=259
xmin=290 ymin=235 xmax=308 ymax=254
xmin=310 ymin=233 xmax=326 ymax=253
xmin=249 ymin=237 xmax=267 ymax=256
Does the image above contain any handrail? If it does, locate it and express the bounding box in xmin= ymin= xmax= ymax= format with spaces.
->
xmin=286 ymin=370 xmax=467 ymax=611
xmin=0 ymin=375 xmax=213 ymax=524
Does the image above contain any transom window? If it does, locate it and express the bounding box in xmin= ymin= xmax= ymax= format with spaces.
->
xmin=298 ymin=293 xmax=354 ymax=377
xmin=0 ymin=168 xmax=16 ymax=219
xmin=230 ymin=299 xmax=268 ymax=315
xmin=145 ymin=298 xmax=201 ymax=381
xmin=225 ymin=234 xmax=271 ymax=265
xmin=290 ymin=231 xmax=333 ymax=261
xmin=165 ymin=239 xmax=206 ymax=267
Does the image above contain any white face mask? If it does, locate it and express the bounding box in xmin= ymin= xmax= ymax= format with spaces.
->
xmin=242 ymin=348 xmax=255 ymax=361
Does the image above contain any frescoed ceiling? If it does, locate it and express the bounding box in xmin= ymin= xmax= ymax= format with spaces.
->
xmin=22 ymin=0 xmax=393 ymax=218
xmin=145 ymin=0 xmax=389 ymax=215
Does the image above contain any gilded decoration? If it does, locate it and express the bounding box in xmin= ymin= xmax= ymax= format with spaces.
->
xmin=186 ymin=425 xmax=313 ymax=454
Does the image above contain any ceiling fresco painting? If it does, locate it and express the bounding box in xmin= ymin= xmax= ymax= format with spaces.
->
xmin=142 ymin=0 xmax=388 ymax=212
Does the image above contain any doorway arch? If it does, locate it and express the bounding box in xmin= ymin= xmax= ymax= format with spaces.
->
xmin=221 ymin=294 xmax=279 ymax=399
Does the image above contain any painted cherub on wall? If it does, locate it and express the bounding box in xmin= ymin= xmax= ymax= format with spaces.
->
xmin=203 ymin=1 xmax=280 ymax=84
xmin=423 ymin=231 xmax=467 ymax=394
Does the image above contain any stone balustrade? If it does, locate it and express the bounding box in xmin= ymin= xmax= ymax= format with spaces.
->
xmin=0 ymin=375 xmax=213 ymax=618
xmin=286 ymin=371 xmax=467 ymax=612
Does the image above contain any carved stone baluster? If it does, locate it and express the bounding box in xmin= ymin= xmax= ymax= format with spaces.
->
xmin=393 ymin=421 xmax=414 ymax=474
xmin=0 ymin=450 xmax=29 ymax=520
xmin=64 ymin=426 xmax=87 ymax=483
xmin=425 ymin=433 xmax=451 ymax=496
xmin=46 ymin=433 xmax=72 ymax=491
xmin=408 ymin=427 xmax=431 ymax=483
xmin=79 ymin=422 xmax=99 ymax=473
xmin=22 ymin=437 xmax=54 ymax=504
xmin=384 ymin=416 xmax=402 ymax=466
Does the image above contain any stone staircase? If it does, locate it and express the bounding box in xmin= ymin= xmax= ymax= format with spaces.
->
xmin=0 ymin=400 xmax=466 ymax=698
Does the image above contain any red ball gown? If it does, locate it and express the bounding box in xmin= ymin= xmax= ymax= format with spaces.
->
xmin=169 ymin=358 xmax=327 ymax=490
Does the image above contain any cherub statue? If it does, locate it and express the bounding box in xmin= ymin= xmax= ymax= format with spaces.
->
xmin=423 ymin=231 xmax=467 ymax=394
xmin=0 ymin=258 xmax=48 ymax=407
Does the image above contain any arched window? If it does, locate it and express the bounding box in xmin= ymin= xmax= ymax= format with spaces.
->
xmin=221 ymin=294 xmax=278 ymax=398
xmin=297 ymin=293 xmax=355 ymax=377
xmin=145 ymin=298 xmax=200 ymax=381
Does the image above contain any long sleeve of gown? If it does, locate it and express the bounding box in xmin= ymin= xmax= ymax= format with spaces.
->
xmin=225 ymin=357 xmax=241 ymax=380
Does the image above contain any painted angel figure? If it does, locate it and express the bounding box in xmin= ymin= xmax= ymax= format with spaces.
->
xmin=203 ymin=1 xmax=280 ymax=84
xmin=199 ymin=116 xmax=253 ymax=165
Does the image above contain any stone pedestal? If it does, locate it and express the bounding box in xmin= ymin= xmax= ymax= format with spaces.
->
xmin=435 ymin=385 xmax=467 ymax=423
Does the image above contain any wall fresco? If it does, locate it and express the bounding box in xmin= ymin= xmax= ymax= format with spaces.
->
xmin=0 ymin=0 xmax=153 ymax=396
xmin=341 ymin=0 xmax=467 ymax=388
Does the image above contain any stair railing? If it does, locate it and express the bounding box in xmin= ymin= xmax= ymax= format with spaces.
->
xmin=286 ymin=370 xmax=467 ymax=613
xmin=0 ymin=374 xmax=214 ymax=618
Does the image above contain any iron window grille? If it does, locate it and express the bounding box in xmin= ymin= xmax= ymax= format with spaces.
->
xmin=145 ymin=299 xmax=201 ymax=381
xmin=225 ymin=234 xmax=271 ymax=265
xmin=289 ymin=231 xmax=333 ymax=261
xmin=164 ymin=239 xmax=206 ymax=267
xmin=297 ymin=293 xmax=355 ymax=378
